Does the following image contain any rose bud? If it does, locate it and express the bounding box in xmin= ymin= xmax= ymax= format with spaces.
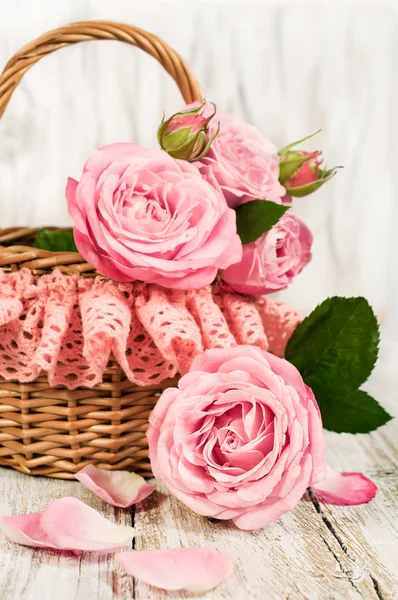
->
xmin=157 ymin=102 xmax=220 ymax=161
xmin=279 ymin=133 xmax=340 ymax=197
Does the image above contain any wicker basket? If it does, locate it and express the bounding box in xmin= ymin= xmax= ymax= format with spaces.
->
xmin=0 ymin=20 xmax=203 ymax=479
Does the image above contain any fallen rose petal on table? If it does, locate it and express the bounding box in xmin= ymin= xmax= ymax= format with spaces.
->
xmin=116 ymin=547 xmax=234 ymax=592
xmin=0 ymin=497 xmax=135 ymax=552
xmin=311 ymin=466 xmax=377 ymax=505
xmin=40 ymin=497 xmax=135 ymax=551
xmin=0 ymin=513 xmax=55 ymax=549
xmin=75 ymin=465 xmax=156 ymax=507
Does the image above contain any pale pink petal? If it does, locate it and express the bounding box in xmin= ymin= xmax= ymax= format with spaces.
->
xmin=0 ymin=498 xmax=134 ymax=552
xmin=39 ymin=497 xmax=135 ymax=551
xmin=116 ymin=548 xmax=234 ymax=592
xmin=75 ymin=465 xmax=156 ymax=508
xmin=311 ymin=466 xmax=377 ymax=505
xmin=0 ymin=514 xmax=55 ymax=548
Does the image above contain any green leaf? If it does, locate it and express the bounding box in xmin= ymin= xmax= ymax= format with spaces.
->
xmin=235 ymin=200 xmax=290 ymax=244
xmin=314 ymin=388 xmax=392 ymax=434
xmin=285 ymin=296 xmax=392 ymax=434
xmin=34 ymin=229 xmax=78 ymax=252
xmin=285 ymin=296 xmax=379 ymax=396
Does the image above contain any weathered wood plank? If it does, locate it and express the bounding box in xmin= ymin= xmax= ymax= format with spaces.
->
xmin=311 ymin=472 xmax=398 ymax=600
xmin=134 ymin=483 xmax=383 ymax=600
xmin=2 ymin=468 xmax=396 ymax=600
xmin=307 ymin=340 xmax=398 ymax=600
xmin=0 ymin=471 xmax=134 ymax=600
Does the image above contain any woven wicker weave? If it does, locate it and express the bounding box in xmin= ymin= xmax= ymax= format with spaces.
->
xmin=0 ymin=21 xmax=203 ymax=479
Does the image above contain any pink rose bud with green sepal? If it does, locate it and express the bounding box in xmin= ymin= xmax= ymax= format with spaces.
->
xmin=282 ymin=150 xmax=322 ymax=187
xmin=157 ymin=102 xmax=220 ymax=161
xmin=279 ymin=131 xmax=340 ymax=197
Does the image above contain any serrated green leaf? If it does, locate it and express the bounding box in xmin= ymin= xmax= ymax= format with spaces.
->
xmin=285 ymin=296 xmax=379 ymax=396
xmin=313 ymin=388 xmax=392 ymax=433
xmin=34 ymin=229 xmax=78 ymax=252
xmin=235 ymin=200 xmax=290 ymax=245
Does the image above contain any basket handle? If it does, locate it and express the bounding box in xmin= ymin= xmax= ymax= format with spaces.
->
xmin=0 ymin=20 xmax=204 ymax=119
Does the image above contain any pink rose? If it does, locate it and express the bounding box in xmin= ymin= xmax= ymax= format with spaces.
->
xmin=66 ymin=143 xmax=242 ymax=289
xmin=194 ymin=109 xmax=286 ymax=208
xmin=147 ymin=345 xmax=326 ymax=530
xmin=220 ymin=213 xmax=313 ymax=295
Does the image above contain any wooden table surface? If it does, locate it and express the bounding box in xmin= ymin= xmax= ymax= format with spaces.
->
xmin=0 ymin=340 xmax=397 ymax=600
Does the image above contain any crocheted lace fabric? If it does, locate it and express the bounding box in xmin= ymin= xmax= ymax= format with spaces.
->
xmin=0 ymin=269 xmax=301 ymax=390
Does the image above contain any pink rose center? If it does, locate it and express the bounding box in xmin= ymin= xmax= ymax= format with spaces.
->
xmin=259 ymin=219 xmax=302 ymax=277
xmin=108 ymin=176 xmax=199 ymax=245
xmin=201 ymin=402 xmax=278 ymax=473
xmin=134 ymin=198 xmax=167 ymax=223
xmin=118 ymin=184 xmax=169 ymax=225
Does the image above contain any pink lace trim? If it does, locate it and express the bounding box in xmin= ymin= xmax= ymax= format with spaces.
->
xmin=0 ymin=269 xmax=301 ymax=389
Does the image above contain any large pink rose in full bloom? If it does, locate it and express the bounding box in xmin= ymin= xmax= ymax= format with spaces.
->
xmin=193 ymin=108 xmax=286 ymax=208
xmin=66 ymin=143 xmax=242 ymax=289
xmin=147 ymin=345 xmax=326 ymax=530
xmin=220 ymin=212 xmax=313 ymax=295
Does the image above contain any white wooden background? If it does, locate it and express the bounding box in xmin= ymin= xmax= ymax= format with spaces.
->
xmin=0 ymin=0 xmax=397 ymax=336
xmin=1 ymin=3 xmax=398 ymax=599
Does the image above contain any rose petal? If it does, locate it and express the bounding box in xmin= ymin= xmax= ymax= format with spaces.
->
xmin=40 ymin=497 xmax=135 ymax=551
xmin=116 ymin=548 xmax=234 ymax=592
xmin=0 ymin=498 xmax=135 ymax=552
xmin=0 ymin=514 xmax=55 ymax=548
xmin=75 ymin=465 xmax=156 ymax=508
xmin=311 ymin=466 xmax=377 ymax=505
xmin=232 ymin=452 xmax=313 ymax=530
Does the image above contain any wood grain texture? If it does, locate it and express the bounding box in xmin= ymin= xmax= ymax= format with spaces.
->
xmin=134 ymin=487 xmax=383 ymax=599
xmin=0 ymin=474 xmax=135 ymax=600
xmin=0 ymin=341 xmax=396 ymax=599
